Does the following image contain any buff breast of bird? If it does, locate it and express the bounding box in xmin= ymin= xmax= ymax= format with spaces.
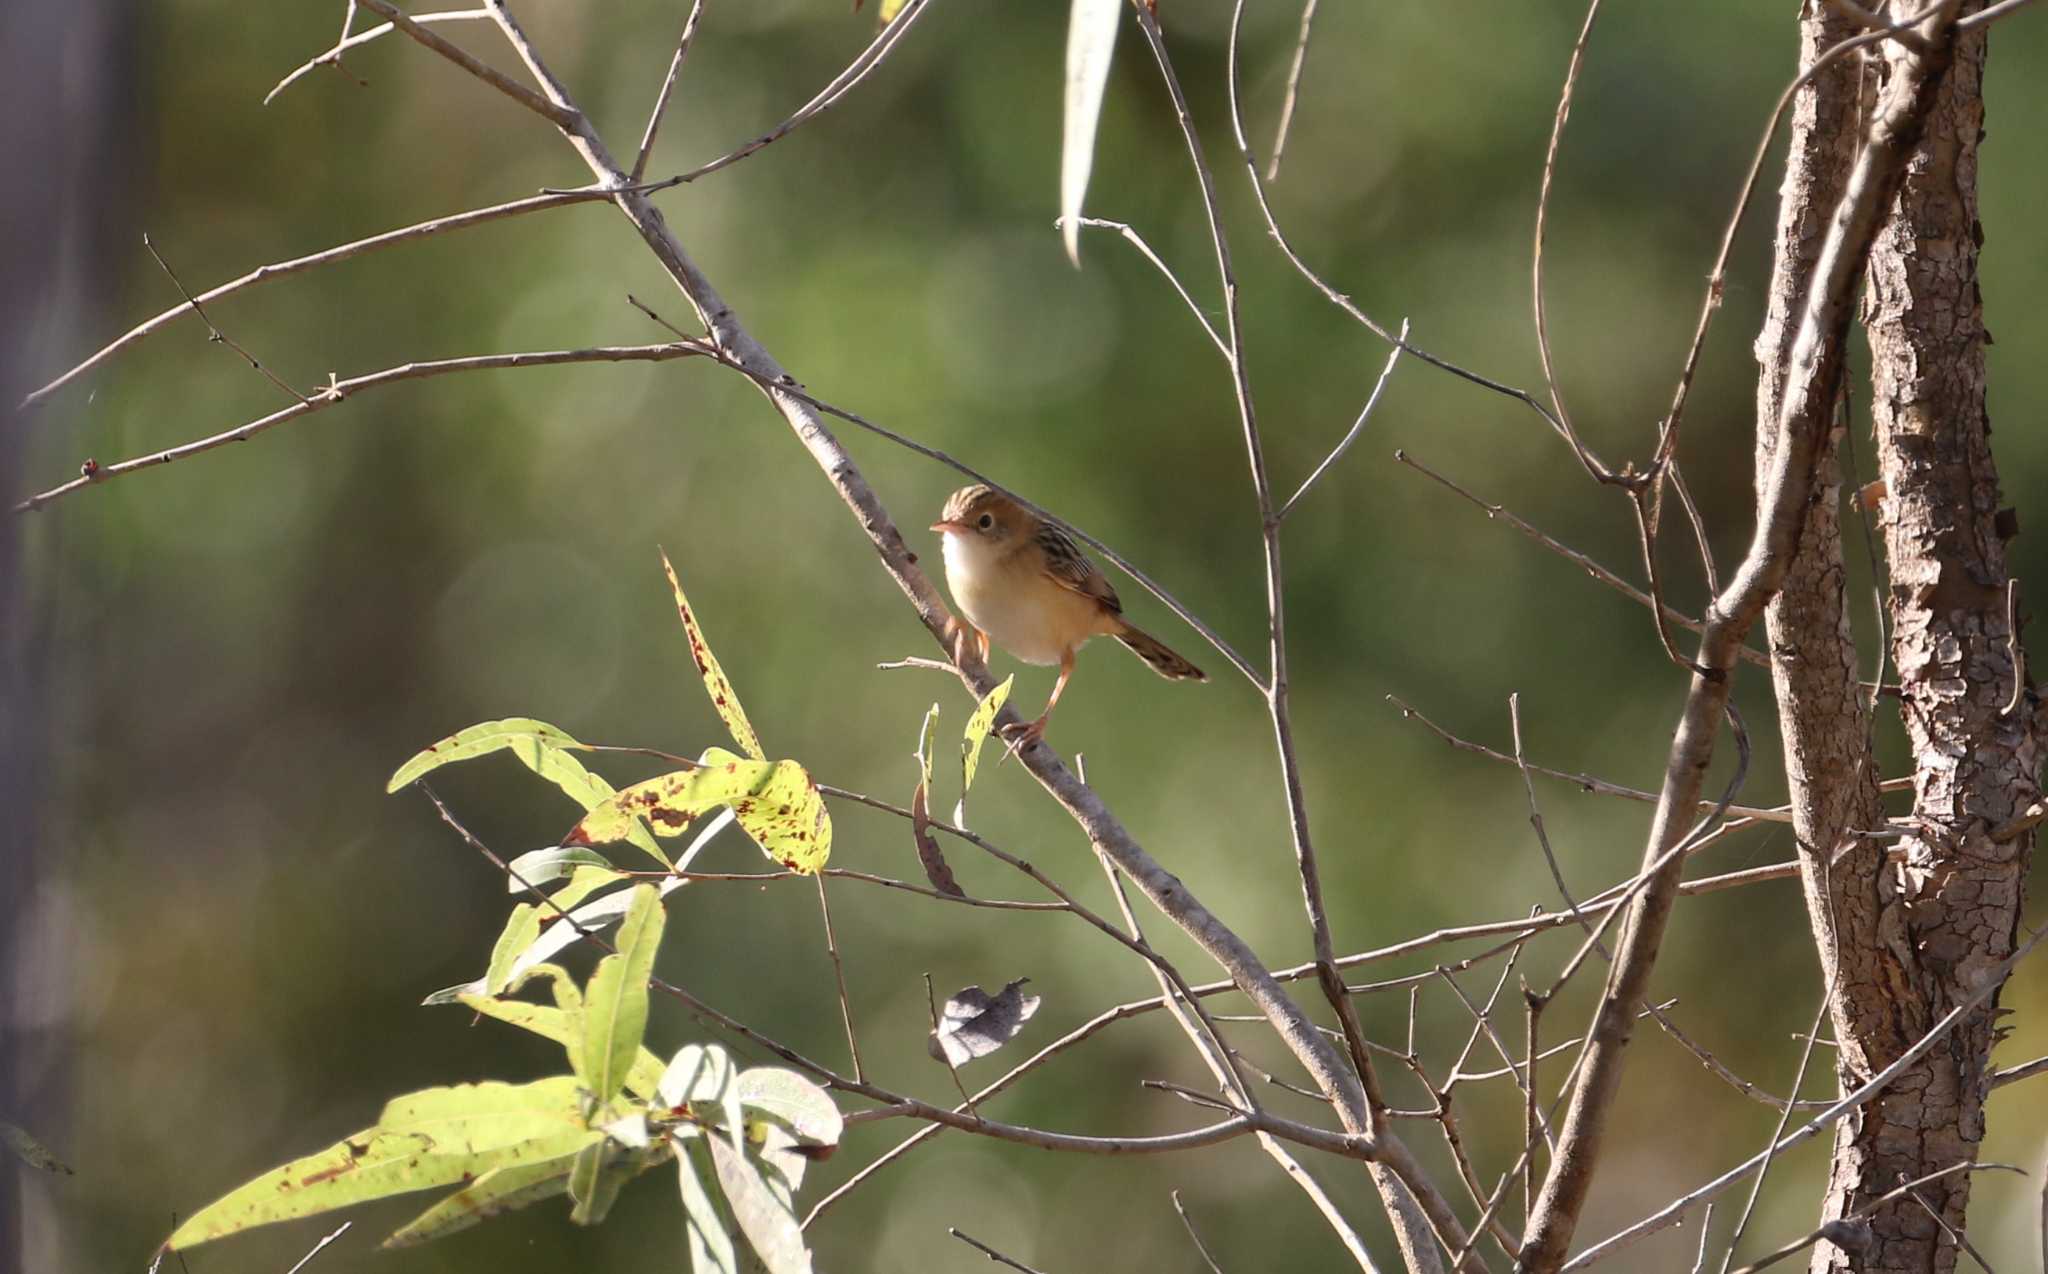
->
xmin=930 ymin=484 xmax=1204 ymax=744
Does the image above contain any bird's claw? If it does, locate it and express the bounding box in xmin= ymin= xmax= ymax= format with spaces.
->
xmin=997 ymin=718 xmax=1046 ymax=765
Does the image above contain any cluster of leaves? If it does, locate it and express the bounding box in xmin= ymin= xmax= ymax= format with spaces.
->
xmin=157 ymin=556 xmax=841 ymax=1270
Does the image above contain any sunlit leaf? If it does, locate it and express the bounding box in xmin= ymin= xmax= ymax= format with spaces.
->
xmin=677 ymin=1137 xmax=738 ymax=1274
xmin=387 ymin=718 xmax=668 ymax=866
xmin=736 ymin=1068 xmax=842 ymax=1147
xmin=386 ymin=718 xmax=586 ymax=793
xmin=506 ymin=846 xmax=616 ymax=890
xmin=702 ymin=746 xmax=832 ymax=875
xmin=663 ymin=551 xmax=765 ymax=762
xmin=709 ymin=1134 xmax=814 ymax=1274
xmin=569 ymin=1139 xmax=639 ymax=1226
xmin=580 ymin=885 xmax=665 ymax=1105
xmin=471 ymin=865 xmax=627 ymax=996
xmin=1061 ymin=0 xmax=1123 ymax=267
xmin=570 ymin=761 xmax=776 ymax=846
xmin=960 ymin=675 xmax=1014 ymax=805
xmin=878 ymin=0 xmax=908 ymax=23
xmin=164 ymin=1079 xmax=598 ymax=1253
xmin=448 ymin=992 xmax=667 ymax=1102
xmin=1 ymin=1121 xmax=72 ymax=1175
xmin=929 ymin=978 xmax=1041 ymax=1067
xmin=482 ymin=904 xmax=542 ymax=997
xmin=382 ymin=1155 xmax=578 ymax=1247
xmin=659 ymin=1044 xmax=744 ymax=1158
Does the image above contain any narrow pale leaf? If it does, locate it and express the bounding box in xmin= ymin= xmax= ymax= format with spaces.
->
xmin=663 ymin=551 xmax=766 ymax=762
xmin=506 ymin=846 xmax=616 ymax=890
xmin=165 ymin=1080 xmax=598 ymax=1252
xmin=658 ymin=1043 xmax=735 ymax=1110
xmin=678 ymin=1137 xmax=739 ymax=1274
xmin=960 ymin=675 xmax=1014 ymax=797
xmin=581 ymin=885 xmax=665 ymax=1105
xmin=567 ymin=1140 xmax=634 ymax=1226
xmin=483 ymin=904 xmax=542 ymax=996
xmin=709 ymin=1134 xmax=813 ymax=1274
xmin=481 ymin=866 xmax=626 ymax=994
xmin=1061 ymin=0 xmax=1123 ymax=266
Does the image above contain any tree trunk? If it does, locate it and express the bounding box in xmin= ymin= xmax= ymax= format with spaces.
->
xmin=1808 ymin=6 xmax=2038 ymax=1270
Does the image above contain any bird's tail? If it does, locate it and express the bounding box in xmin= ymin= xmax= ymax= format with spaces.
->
xmin=1114 ymin=623 xmax=1206 ymax=682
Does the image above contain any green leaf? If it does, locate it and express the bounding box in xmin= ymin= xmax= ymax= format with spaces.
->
xmin=916 ymin=702 xmax=939 ymax=790
xmin=506 ymin=846 xmax=616 ymax=890
xmin=482 ymin=904 xmax=542 ymax=996
xmin=382 ymin=1154 xmax=581 ymax=1248
xmin=386 ymin=717 xmax=586 ymax=793
xmin=567 ymin=1140 xmax=631 ymax=1226
xmin=961 ymin=675 xmax=1014 ymax=798
xmin=580 ymin=885 xmax=665 ymax=1105
xmin=708 ymin=1133 xmax=814 ymax=1274
xmin=165 ymin=1079 xmax=599 ymax=1253
xmin=736 ymin=1068 xmax=843 ymax=1150
xmin=663 ymin=551 xmax=766 ymax=762
xmin=702 ymin=746 xmax=832 ymax=875
xmin=386 ymin=718 xmax=668 ymax=867
xmin=677 ymin=1137 xmax=739 ymax=1274
xmin=1060 ymin=0 xmax=1122 ymax=267
xmin=449 ymin=993 xmax=668 ymax=1101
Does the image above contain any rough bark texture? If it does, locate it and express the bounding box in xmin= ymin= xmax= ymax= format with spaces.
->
xmin=1810 ymin=8 xmax=2040 ymax=1271
xmin=1756 ymin=8 xmax=1902 ymax=1110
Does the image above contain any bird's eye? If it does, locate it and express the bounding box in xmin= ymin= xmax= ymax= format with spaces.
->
xmin=977 ymin=513 xmax=995 ymax=530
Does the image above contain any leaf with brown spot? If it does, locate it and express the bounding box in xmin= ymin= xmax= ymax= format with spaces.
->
xmin=702 ymin=747 xmax=832 ymax=875
xmin=662 ymin=551 xmax=766 ymax=763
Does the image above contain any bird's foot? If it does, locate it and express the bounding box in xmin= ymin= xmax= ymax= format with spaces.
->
xmin=997 ymin=716 xmax=1047 ymax=765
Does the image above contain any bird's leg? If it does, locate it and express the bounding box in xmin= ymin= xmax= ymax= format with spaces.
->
xmin=1001 ymin=649 xmax=1074 ymax=759
xmin=944 ymin=614 xmax=989 ymax=668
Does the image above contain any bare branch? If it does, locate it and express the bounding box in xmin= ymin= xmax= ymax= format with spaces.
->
xmin=631 ymin=0 xmax=708 ymax=183
xmin=265 ymin=7 xmax=491 ymax=104
xmin=1054 ymin=216 xmax=1228 ymax=358
xmin=1723 ymin=1163 xmax=2021 ymax=1274
xmin=813 ymin=873 xmax=863 ymax=1083
xmin=1265 ymin=0 xmax=1321 ymax=181
xmin=354 ymin=0 xmax=578 ymax=127
xmin=1530 ymin=0 xmax=1606 ymax=481
xmin=1393 ymin=450 xmax=1771 ymax=670
xmin=950 ymin=1229 xmax=1050 ymax=1274
xmin=15 ymin=341 xmax=711 ymax=512
xmin=1277 ymin=322 xmax=1405 ymax=521
xmin=1173 ymin=1191 xmax=1228 ymax=1274
xmin=140 ymin=233 xmax=309 ymax=405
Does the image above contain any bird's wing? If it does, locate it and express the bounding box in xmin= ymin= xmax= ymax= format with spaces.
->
xmin=1033 ymin=521 xmax=1122 ymax=614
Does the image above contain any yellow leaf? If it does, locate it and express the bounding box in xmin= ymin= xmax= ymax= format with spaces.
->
xmin=961 ymin=676 xmax=1014 ymax=796
xmin=703 ymin=747 xmax=832 ymax=875
xmin=662 ymin=551 xmax=765 ymax=762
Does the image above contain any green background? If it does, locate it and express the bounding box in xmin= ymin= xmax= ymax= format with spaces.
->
xmin=15 ymin=1 xmax=2048 ymax=1270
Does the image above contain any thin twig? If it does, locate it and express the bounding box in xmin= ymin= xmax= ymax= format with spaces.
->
xmin=140 ymin=234 xmax=309 ymax=405
xmin=355 ymin=0 xmax=578 ymax=127
xmin=814 ymin=873 xmax=863 ymax=1083
xmin=265 ymin=7 xmax=491 ymax=104
xmin=283 ymin=1222 xmax=352 ymax=1274
xmin=1265 ymin=0 xmax=1321 ymax=180
xmin=1723 ymin=1163 xmax=2019 ymax=1274
xmin=1277 ymin=322 xmax=1406 ymax=520
xmin=1055 ymin=216 xmax=1227 ymax=357
xmin=1529 ymin=0 xmax=1606 ymax=481
xmin=949 ymin=1229 xmax=1049 ymax=1274
xmin=18 ymin=188 xmax=608 ymax=411
xmin=631 ymin=0 xmax=708 ymax=183
xmin=634 ymin=0 xmax=936 ymax=194
xmin=924 ymin=972 xmax=979 ymax=1118
xmin=1173 ymin=1191 xmax=1227 ymax=1274
xmin=16 ymin=342 xmax=712 ymax=512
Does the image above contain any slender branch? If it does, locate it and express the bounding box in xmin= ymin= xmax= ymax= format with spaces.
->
xmin=1265 ymin=0 xmax=1321 ymax=180
xmin=950 ymin=1229 xmax=1050 ymax=1274
xmin=1723 ymin=1163 xmax=2019 ymax=1274
xmin=19 ymin=188 xmax=608 ymax=411
xmin=354 ymin=0 xmax=577 ymax=127
xmin=1173 ymin=1191 xmax=1228 ymax=1274
xmin=631 ymin=0 xmax=708 ymax=183
xmin=140 ymin=233 xmax=309 ymax=405
xmin=635 ymin=0 xmax=936 ymax=194
xmin=1277 ymin=323 xmax=1405 ymax=521
xmin=813 ymin=873 xmax=863 ymax=1083
xmin=1393 ymin=450 xmax=1771 ymax=670
xmin=1529 ymin=0 xmax=1605 ymax=482
xmin=265 ymin=7 xmax=492 ymax=104
xmin=15 ymin=341 xmax=711 ymax=512
xmin=1055 ymin=216 xmax=1227 ymax=358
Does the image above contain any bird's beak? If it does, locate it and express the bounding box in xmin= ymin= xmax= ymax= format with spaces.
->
xmin=930 ymin=519 xmax=970 ymax=534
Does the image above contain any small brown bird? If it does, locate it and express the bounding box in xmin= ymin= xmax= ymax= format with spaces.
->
xmin=930 ymin=484 xmax=1205 ymax=748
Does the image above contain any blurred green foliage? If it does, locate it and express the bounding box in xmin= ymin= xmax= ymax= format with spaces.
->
xmin=16 ymin=2 xmax=2048 ymax=1270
